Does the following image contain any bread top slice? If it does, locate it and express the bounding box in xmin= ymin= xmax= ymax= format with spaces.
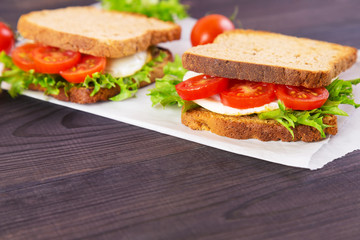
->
xmin=183 ymin=29 xmax=357 ymax=88
xmin=17 ymin=6 xmax=181 ymax=58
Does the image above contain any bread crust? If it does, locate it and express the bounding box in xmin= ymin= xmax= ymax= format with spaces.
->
xmin=181 ymin=107 xmax=337 ymax=142
xmin=183 ymin=29 xmax=357 ymax=88
xmin=17 ymin=6 xmax=181 ymax=58
xmin=28 ymin=48 xmax=172 ymax=104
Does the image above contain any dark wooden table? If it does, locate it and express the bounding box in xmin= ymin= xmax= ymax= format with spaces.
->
xmin=1 ymin=0 xmax=360 ymax=239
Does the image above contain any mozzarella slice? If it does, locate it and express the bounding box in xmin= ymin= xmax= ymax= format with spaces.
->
xmin=194 ymin=95 xmax=279 ymax=116
xmin=183 ymin=71 xmax=279 ymax=116
xmin=183 ymin=71 xmax=202 ymax=81
xmin=105 ymin=51 xmax=149 ymax=78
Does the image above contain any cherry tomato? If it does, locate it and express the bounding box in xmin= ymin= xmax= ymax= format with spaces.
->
xmin=275 ymin=85 xmax=329 ymax=110
xmin=175 ymin=74 xmax=229 ymax=100
xmin=0 ymin=22 xmax=15 ymax=54
xmin=191 ymin=14 xmax=235 ymax=46
xmin=220 ymin=80 xmax=276 ymax=109
xmin=60 ymin=55 xmax=106 ymax=83
xmin=32 ymin=46 xmax=81 ymax=74
xmin=11 ymin=43 xmax=38 ymax=71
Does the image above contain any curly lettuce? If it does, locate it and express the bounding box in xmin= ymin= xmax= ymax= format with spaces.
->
xmin=258 ymin=100 xmax=345 ymax=138
xmin=259 ymin=79 xmax=360 ymax=138
xmin=0 ymin=50 xmax=167 ymax=101
xmin=326 ymin=78 xmax=360 ymax=107
xmin=101 ymin=0 xmax=189 ymax=22
xmin=147 ymin=54 xmax=187 ymax=107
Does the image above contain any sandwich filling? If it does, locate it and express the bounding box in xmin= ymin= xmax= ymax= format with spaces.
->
xmin=182 ymin=71 xmax=279 ymax=115
xmin=0 ymin=43 xmax=167 ymax=101
xmin=174 ymin=70 xmax=360 ymax=139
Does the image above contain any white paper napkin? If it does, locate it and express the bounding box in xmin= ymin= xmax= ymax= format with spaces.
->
xmin=1 ymin=18 xmax=359 ymax=170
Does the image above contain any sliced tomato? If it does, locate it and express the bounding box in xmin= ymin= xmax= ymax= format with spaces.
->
xmin=11 ymin=43 xmax=38 ymax=71
xmin=60 ymin=55 xmax=106 ymax=83
xmin=32 ymin=46 xmax=81 ymax=74
xmin=275 ymin=85 xmax=329 ymax=110
xmin=220 ymin=80 xmax=276 ymax=109
xmin=175 ymin=74 xmax=229 ymax=100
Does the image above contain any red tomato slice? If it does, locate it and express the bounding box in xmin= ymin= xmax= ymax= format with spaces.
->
xmin=191 ymin=14 xmax=235 ymax=46
xmin=275 ymin=85 xmax=329 ymax=110
xmin=32 ymin=46 xmax=81 ymax=74
xmin=60 ymin=55 xmax=106 ymax=83
xmin=175 ymin=75 xmax=229 ymax=100
xmin=220 ymin=80 xmax=276 ymax=109
xmin=11 ymin=43 xmax=38 ymax=71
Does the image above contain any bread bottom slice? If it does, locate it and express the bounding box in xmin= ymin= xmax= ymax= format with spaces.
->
xmin=28 ymin=47 xmax=172 ymax=104
xmin=182 ymin=107 xmax=337 ymax=142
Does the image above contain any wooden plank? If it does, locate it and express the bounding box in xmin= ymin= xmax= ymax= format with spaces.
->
xmin=1 ymin=0 xmax=360 ymax=239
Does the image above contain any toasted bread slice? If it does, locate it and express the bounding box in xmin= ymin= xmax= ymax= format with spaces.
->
xmin=28 ymin=47 xmax=172 ymax=104
xmin=183 ymin=29 xmax=357 ymax=88
xmin=17 ymin=6 xmax=181 ymax=58
xmin=182 ymin=107 xmax=337 ymax=142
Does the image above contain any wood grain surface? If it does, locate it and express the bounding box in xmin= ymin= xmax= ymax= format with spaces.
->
xmin=1 ymin=0 xmax=360 ymax=239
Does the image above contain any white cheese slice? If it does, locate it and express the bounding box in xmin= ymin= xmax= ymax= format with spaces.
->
xmin=194 ymin=95 xmax=279 ymax=116
xmin=183 ymin=71 xmax=279 ymax=116
xmin=105 ymin=51 xmax=148 ymax=78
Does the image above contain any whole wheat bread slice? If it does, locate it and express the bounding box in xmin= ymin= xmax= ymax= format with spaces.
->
xmin=182 ymin=107 xmax=337 ymax=142
xmin=17 ymin=6 xmax=181 ymax=58
xmin=28 ymin=47 xmax=172 ymax=104
xmin=183 ymin=29 xmax=357 ymax=88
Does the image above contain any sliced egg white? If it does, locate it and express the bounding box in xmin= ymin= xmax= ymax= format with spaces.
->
xmin=183 ymin=71 xmax=279 ymax=116
xmin=105 ymin=50 xmax=149 ymax=78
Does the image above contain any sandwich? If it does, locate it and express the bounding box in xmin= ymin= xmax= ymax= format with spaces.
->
xmin=0 ymin=6 xmax=181 ymax=103
xmin=176 ymin=29 xmax=358 ymax=142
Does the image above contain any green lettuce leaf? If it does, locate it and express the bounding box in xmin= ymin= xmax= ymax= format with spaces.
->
xmin=101 ymin=0 xmax=189 ymax=22
xmin=259 ymin=101 xmax=337 ymax=138
xmin=182 ymin=100 xmax=199 ymax=113
xmin=259 ymin=79 xmax=359 ymax=138
xmin=326 ymin=78 xmax=360 ymax=108
xmin=0 ymin=50 xmax=167 ymax=101
xmin=147 ymin=54 xmax=187 ymax=107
